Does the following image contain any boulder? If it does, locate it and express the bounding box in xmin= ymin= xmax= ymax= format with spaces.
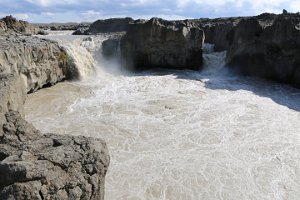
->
xmin=226 ymin=13 xmax=300 ymax=87
xmin=120 ymin=18 xmax=204 ymax=71
xmin=0 ymin=111 xmax=110 ymax=200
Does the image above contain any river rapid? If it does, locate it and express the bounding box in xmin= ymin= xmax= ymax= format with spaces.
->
xmin=25 ymin=32 xmax=300 ymax=200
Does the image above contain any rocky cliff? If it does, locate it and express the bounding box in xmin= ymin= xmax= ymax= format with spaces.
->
xmin=226 ymin=12 xmax=300 ymax=88
xmin=0 ymin=18 xmax=110 ymax=199
xmin=0 ymin=34 xmax=76 ymax=93
xmin=120 ymin=18 xmax=204 ymax=71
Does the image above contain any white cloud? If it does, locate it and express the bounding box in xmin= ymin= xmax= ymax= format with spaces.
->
xmin=41 ymin=12 xmax=54 ymax=16
xmin=81 ymin=10 xmax=102 ymax=21
xmin=14 ymin=13 xmax=30 ymax=20
xmin=25 ymin=0 xmax=80 ymax=6
xmin=0 ymin=0 xmax=299 ymax=22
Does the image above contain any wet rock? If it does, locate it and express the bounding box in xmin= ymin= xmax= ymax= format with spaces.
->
xmin=72 ymin=27 xmax=89 ymax=35
xmin=120 ymin=18 xmax=204 ymax=71
xmin=201 ymin=21 xmax=236 ymax=51
xmin=102 ymin=34 xmax=124 ymax=60
xmin=0 ymin=111 xmax=110 ymax=200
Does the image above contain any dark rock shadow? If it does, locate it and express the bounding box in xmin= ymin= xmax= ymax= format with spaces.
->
xmin=125 ymin=67 xmax=300 ymax=112
xmin=202 ymin=75 xmax=300 ymax=112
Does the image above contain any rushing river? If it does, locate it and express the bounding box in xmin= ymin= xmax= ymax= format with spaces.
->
xmin=25 ymin=32 xmax=300 ymax=200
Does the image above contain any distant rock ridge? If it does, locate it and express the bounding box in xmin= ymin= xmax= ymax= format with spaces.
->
xmin=0 ymin=16 xmax=41 ymax=35
xmin=84 ymin=17 xmax=134 ymax=35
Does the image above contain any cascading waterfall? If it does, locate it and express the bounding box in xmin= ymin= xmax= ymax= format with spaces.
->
xmin=202 ymin=43 xmax=226 ymax=75
xmin=26 ymin=32 xmax=300 ymax=200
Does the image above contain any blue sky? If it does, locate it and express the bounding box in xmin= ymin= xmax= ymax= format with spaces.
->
xmin=0 ymin=0 xmax=299 ymax=23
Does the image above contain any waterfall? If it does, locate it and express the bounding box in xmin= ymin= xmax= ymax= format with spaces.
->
xmin=63 ymin=38 xmax=97 ymax=79
xmin=202 ymin=43 xmax=227 ymax=75
xmin=38 ymin=32 xmax=111 ymax=80
xmin=27 ymin=33 xmax=300 ymax=200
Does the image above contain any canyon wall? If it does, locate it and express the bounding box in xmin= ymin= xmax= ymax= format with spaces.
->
xmin=0 ymin=17 xmax=110 ymax=200
xmin=101 ymin=12 xmax=300 ymax=88
xmin=0 ymin=34 xmax=75 ymax=93
xmin=226 ymin=12 xmax=300 ymax=88
xmin=120 ymin=18 xmax=204 ymax=71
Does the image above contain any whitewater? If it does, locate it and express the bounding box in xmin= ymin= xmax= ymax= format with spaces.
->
xmin=25 ymin=32 xmax=300 ymax=200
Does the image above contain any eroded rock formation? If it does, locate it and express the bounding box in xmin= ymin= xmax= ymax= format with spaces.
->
xmin=0 ymin=34 xmax=77 ymax=93
xmin=86 ymin=18 xmax=134 ymax=35
xmin=0 ymin=17 xmax=110 ymax=200
xmin=120 ymin=18 xmax=204 ymax=71
xmin=226 ymin=13 xmax=300 ymax=87
xmin=0 ymin=16 xmax=40 ymax=35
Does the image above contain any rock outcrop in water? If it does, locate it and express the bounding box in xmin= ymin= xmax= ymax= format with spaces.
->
xmin=0 ymin=34 xmax=77 ymax=93
xmin=226 ymin=12 xmax=300 ymax=87
xmin=120 ymin=18 xmax=204 ymax=71
xmin=0 ymin=111 xmax=109 ymax=200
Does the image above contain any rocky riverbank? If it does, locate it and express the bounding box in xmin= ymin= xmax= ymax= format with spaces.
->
xmin=0 ymin=17 xmax=110 ymax=199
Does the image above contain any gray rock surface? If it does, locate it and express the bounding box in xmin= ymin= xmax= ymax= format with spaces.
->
xmin=72 ymin=27 xmax=90 ymax=35
xmin=0 ymin=16 xmax=40 ymax=35
xmin=226 ymin=12 xmax=300 ymax=87
xmin=0 ymin=34 xmax=74 ymax=93
xmin=87 ymin=18 xmax=134 ymax=34
xmin=199 ymin=18 xmax=240 ymax=51
xmin=120 ymin=18 xmax=204 ymax=71
xmin=0 ymin=17 xmax=110 ymax=200
xmin=36 ymin=22 xmax=91 ymax=31
xmin=0 ymin=111 xmax=110 ymax=200
xmin=0 ymin=75 xmax=26 ymax=124
xmin=102 ymin=33 xmax=125 ymax=60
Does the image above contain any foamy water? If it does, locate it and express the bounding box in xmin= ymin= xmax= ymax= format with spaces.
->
xmin=25 ymin=33 xmax=300 ymax=200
